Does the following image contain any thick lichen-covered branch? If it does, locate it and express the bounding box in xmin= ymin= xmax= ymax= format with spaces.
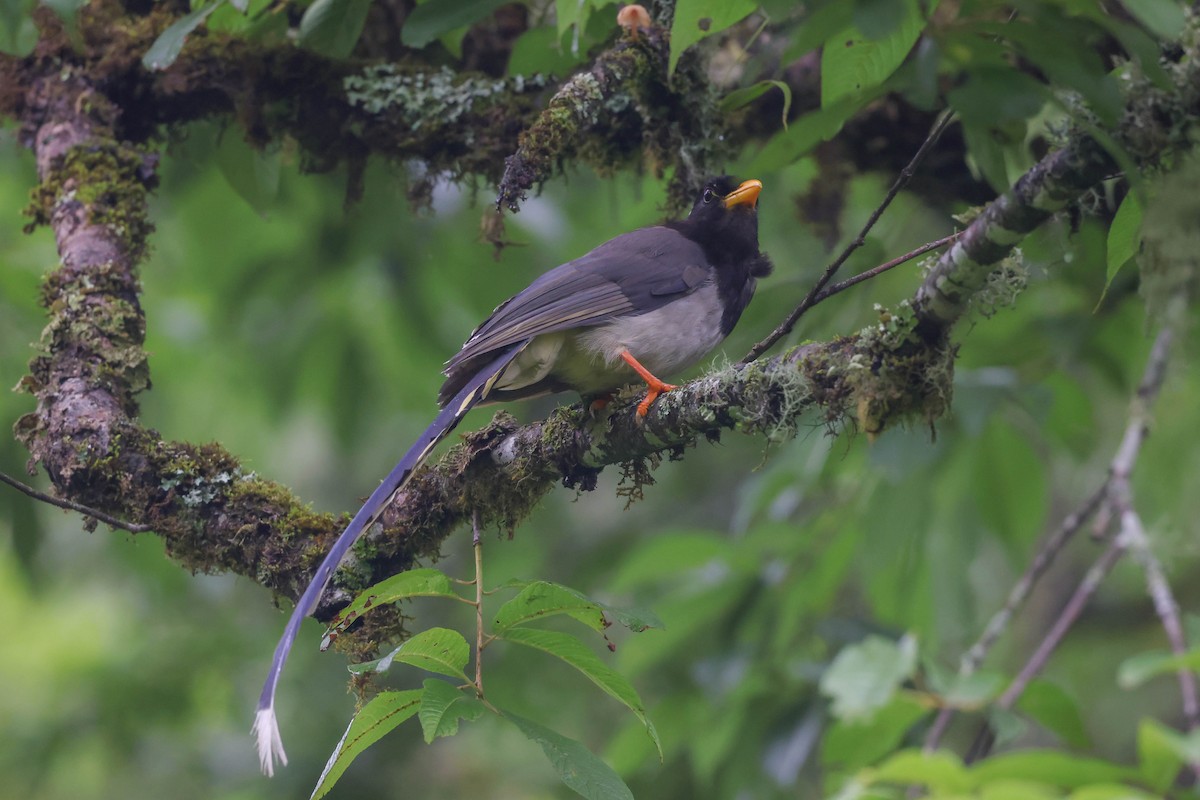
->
xmin=496 ymin=19 xmax=729 ymax=213
xmin=914 ymin=22 xmax=1200 ymax=333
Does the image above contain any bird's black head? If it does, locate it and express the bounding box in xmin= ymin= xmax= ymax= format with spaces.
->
xmin=673 ymin=176 xmax=768 ymax=276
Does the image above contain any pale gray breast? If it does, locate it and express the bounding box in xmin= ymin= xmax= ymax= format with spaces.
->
xmin=575 ymin=282 xmax=726 ymax=377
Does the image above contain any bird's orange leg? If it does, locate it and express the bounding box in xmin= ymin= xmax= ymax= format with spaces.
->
xmin=618 ymin=350 xmax=677 ymax=417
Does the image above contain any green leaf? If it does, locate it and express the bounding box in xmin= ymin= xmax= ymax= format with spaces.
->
xmin=819 ymin=634 xmax=918 ymax=721
xmin=298 ymin=0 xmax=371 ymax=58
xmin=1067 ymin=785 xmax=1162 ymax=800
xmin=747 ymin=91 xmax=869 ymax=172
xmin=503 ymin=712 xmax=635 ymax=800
xmin=669 ymin=0 xmax=757 ymax=75
xmin=325 ymin=568 xmax=462 ymax=641
xmin=719 ymin=80 xmax=792 ymax=130
xmin=214 ymin=132 xmax=280 ymax=217
xmin=492 ymin=580 xmax=663 ymax=634
xmin=310 ymin=690 xmax=422 ymax=800
xmin=1105 ymin=192 xmax=1143 ymax=293
xmin=872 ymin=750 xmax=972 ymax=793
xmin=1016 ymin=680 xmax=1090 ymax=749
xmin=1117 ymin=648 xmax=1200 ymax=688
xmin=1123 ymin=0 xmax=1186 ymax=40
xmin=971 ymin=751 xmax=1139 ymax=788
xmin=142 ymin=0 xmax=225 ymax=70
xmin=947 ymin=67 xmax=1048 ymax=127
xmin=0 ymin=0 xmax=35 ymax=55
xmin=822 ymin=692 xmax=928 ymax=773
xmin=494 ymin=581 xmax=607 ymax=632
xmin=349 ymin=627 xmax=471 ymax=681
xmin=1138 ymin=718 xmax=1186 ymax=793
xmin=507 ymin=25 xmax=586 ymax=76
xmin=401 ymin=0 xmax=510 ymax=48
xmin=417 ymin=679 xmax=485 ymax=743
xmin=499 ymin=626 xmax=662 ymax=758
xmin=820 ymin=0 xmax=925 ymax=106
xmin=937 ymin=671 xmax=1004 ymax=710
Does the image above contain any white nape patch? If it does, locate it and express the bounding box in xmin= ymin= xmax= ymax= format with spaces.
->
xmin=253 ymin=707 xmax=288 ymax=777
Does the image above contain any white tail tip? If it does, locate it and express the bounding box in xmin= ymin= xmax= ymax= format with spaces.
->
xmin=253 ymin=706 xmax=289 ymax=777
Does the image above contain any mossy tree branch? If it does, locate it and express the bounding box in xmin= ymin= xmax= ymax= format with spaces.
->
xmin=7 ymin=4 xmax=1200 ymax=659
xmin=914 ymin=30 xmax=1200 ymax=333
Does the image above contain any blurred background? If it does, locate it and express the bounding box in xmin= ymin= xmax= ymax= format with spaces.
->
xmin=1 ymin=93 xmax=1198 ymax=798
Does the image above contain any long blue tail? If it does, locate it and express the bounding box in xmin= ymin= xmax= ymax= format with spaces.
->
xmin=253 ymin=346 xmax=522 ymax=775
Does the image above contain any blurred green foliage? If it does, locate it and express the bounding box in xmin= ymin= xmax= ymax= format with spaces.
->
xmin=3 ymin=0 xmax=1200 ymax=798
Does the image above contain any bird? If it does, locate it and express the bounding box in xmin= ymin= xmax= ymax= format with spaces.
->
xmin=254 ymin=175 xmax=772 ymax=775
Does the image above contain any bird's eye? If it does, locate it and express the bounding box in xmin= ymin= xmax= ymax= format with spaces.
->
xmin=702 ymin=188 xmax=715 ymax=204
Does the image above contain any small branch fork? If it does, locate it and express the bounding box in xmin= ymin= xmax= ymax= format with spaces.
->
xmin=742 ymin=109 xmax=956 ymax=364
xmin=923 ymin=328 xmax=1197 ymax=769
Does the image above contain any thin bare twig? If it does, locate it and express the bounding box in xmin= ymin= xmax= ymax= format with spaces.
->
xmin=741 ymin=108 xmax=956 ymax=363
xmin=472 ymin=511 xmax=485 ymax=697
xmin=923 ymin=484 xmax=1107 ymax=752
xmin=944 ymin=328 xmax=1193 ymax=770
xmin=0 ymin=470 xmax=154 ymax=533
xmin=812 ymin=232 xmax=962 ymax=307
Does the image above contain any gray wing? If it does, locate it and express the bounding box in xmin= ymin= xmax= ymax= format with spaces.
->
xmin=442 ymin=227 xmax=711 ymax=388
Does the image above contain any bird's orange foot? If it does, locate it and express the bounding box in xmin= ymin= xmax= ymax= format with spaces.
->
xmin=636 ymin=378 xmax=677 ymax=417
xmin=618 ymin=350 xmax=676 ymax=417
xmin=589 ymin=394 xmax=614 ymax=414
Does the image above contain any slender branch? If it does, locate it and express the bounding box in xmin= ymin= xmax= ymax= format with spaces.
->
xmin=472 ymin=512 xmax=485 ymax=697
xmin=811 ymin=232 xmax=962 ymax=307
xmin=935 ymin=328 xmax=1188 ymax=765
xmin=1103 ymin=330 xmax=1199 ymax=736
xmin=992 ymin=538 xmax=1127 ymax=713
xmin=0 ymin=470 xmax=154 ymax=533
xmin=741 ymin=109 xmax=955 ymax=363
xmin=922 ymin=484 xmax=1106 ymax=752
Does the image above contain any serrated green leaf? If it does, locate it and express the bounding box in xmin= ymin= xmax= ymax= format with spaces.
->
xmin=298 ymin=0 xmax=371 ymax=58
xmin=401 ymin=0 xmax=510 ymax=48
xmin=325 ymin=568 xmax=461 ymax=641
xmin=1117 ymin=648 xmax=1200 ymax=688
xmin=417 ymin=679 xmax=484 ymax=743
xmin=669 ymin=0 xmax=757 ymax=75
xmin=494 ymin=581 xmax=607 ymax=632
xmin=1017 ymin=680 xmax=1090 ymax=749
xmin=1123 ymin=0 xmax=1186 ymax=40
xmin=310 ymin=690 xmax=422 ymax=800
xmin=499 ymin=626 xmax=662 ymax=758
xmin=1105 ymin=192 xmax=1143 ymax=292
xmin=504 ymin=712 xmax=635 ymax=800
xmin=492 ymin=580 xmax=663 ymax=634
xmin=142 ymin=0 xmax=225 ymax=70
xmin=821 ymin=0 xmax=925 ymax=106
xmin=819 ymin=634 xmax=918 ymax=721
xmin=872 ymin=750 xmax=972 ymax=793
xmin=349 ymin=627 xmax=471 ymax=681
